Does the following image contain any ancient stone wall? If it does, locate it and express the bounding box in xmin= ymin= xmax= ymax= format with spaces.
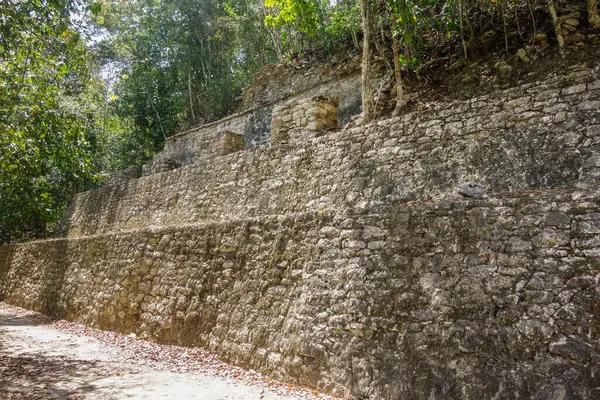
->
xmin=240 ymin=55 xmax=361 ymax=113
xmin=1 ymin=61 xmax=599 ymax=399
xmin=142 ymin=109 xmax=267 ymax=175
xmin=0 ymin=246 xmax=12 ymax=293
xmin=1 ymin=192 xmax=599 ymax=399
xmin=144 ymin=69 xmax=362 ymax=175
xmin=271 ymin=96 xmax=339 ymax=142
xmin=66 ymin=63 xmax=599 ymax=237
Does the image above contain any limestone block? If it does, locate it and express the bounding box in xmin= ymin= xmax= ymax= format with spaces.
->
xmin=304 ymin=96 xmax=339 ymax=131
xmin=270 ymin=95 xmax=340 ymax=140
xmin=316 ymin=107 xmax=329 ymax=117
xmin=270 ymin=118 xmax=288 ymax=143
xmin=307 ymin=106 xmax=320 ymax=115
xmin=156 ymin=158 xmax=182 ymax=173
xmin=107 ymin=166 xmax=139 ymax=184
xmin=306 ymin=122 xmax=319 ymax=130
xmin=292 ymin=110 xmax=304 ymax=120
xmin=212 ymin=130 xmax=245 ymax=156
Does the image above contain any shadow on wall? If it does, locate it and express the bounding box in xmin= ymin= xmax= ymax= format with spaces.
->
xmin=339 ymin=96 xmax=362 ymax=127
xmin=244 ymin=107 xmax=273 ymax=149
xmin=0 ymin=313 xmax=54 ymax=327
xmin=63 ymin=182 xmax=131 ymax=238
xmin=41 ymin=240 xmax=70 ymax=317
xmin=341 ymin=114 xmax=586 ymax=207
xmin=0 ymin=240 xmax=71 ymax=317
xmin=0 ymin=246 xmax=14 ymax=302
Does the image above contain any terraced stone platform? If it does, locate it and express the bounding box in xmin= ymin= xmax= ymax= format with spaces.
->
xmin=1 ymin=62 xmax=599 ymax=399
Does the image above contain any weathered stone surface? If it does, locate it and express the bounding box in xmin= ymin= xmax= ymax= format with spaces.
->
xmin=271 ymin=96 xmax=339 ymax=141
xmin=2 ymin=193 xmax=600 ymax=399
xmin=2 ymin=59 xmax=600 ymax=400
xmin=107 ymin=166 xmax=139 ymax=184
xmin=506 ymin=237 xmax=533 ymax=253
xmin=142 ymin=158 xmax=181 ymax=176
xmin=65 ymin=65 xmax=600 ymax=237
xmin=212 ymin=131 xmax=245 ymax=156
xmin=549 ymin=336 xmax=594 ymax=364
xmin=545 ymin=212 xmax=571 ymax=227
xmin=457 ymin=182 xmax=486 ymax=198
xmin=240 ymin=55 xmax=360 ymax=114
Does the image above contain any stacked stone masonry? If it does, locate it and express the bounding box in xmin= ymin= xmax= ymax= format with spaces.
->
xmin=143 ymin=66 xmax=362 ymax=175
xmin=240 ymin=55 xmax=361 ymax=112
xmin=1 ymin=62 xmax=600 ymax=399
xmin=271 ymin=96 xmax=339 ymax=142
xmin=211 ymin=131 xmax=245 ymax=156
xmin=1 ymin=194 xmax=599 ymax=399
xmin=65 ymin=63 xmax=599 ymax=237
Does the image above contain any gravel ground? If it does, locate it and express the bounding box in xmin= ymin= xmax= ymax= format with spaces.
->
xmin=0 ymin=302 xmax=338 ymax=400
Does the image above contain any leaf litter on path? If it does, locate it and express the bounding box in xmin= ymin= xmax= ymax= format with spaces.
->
xmin=0 ymin=302 xmax=340 ymax=400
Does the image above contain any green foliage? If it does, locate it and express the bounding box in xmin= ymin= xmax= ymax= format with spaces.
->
xmin=92 ymin=0 xmax=280 ymax=163
xmin=224 ymin=0 xmax=280 ymax=71
xmin=0 ymin=0 xmax=97 ymax=241
xmin=0 ymin=0 xmax=574 ymax=242
xmin=325 ymin=0 xmax=361 ymax=47
xmin=264 ymin=0 xmax=323 ymax=35
xmin=380 ymin=0 xmax=547 ymax=70
xmin=264 ymin=0 xmax=362 ymax=55
xmin=92 ymin=0 xmax=186 ymax=162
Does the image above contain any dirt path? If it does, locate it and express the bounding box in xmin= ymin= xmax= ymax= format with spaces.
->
xmin=0 ymin=303 xmax=336 ymax=400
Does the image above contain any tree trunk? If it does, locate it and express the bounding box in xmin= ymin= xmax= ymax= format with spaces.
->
xmin=589 ymin=0 xmax=600 ymax=29
xmin=527 ymin=0 xmax=537 ymax=36
xmin=361 ymin=0 xmax=374 ymax=123
xmin=392 ymin=17 xmax=403 ymax=116
xmin=458 ymin=2 xmax=468 ymax=59
xmin=188 ymin=66 xmax=196 ymax=122
xmin=548 ymin=0 xmax=564 ymax=47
